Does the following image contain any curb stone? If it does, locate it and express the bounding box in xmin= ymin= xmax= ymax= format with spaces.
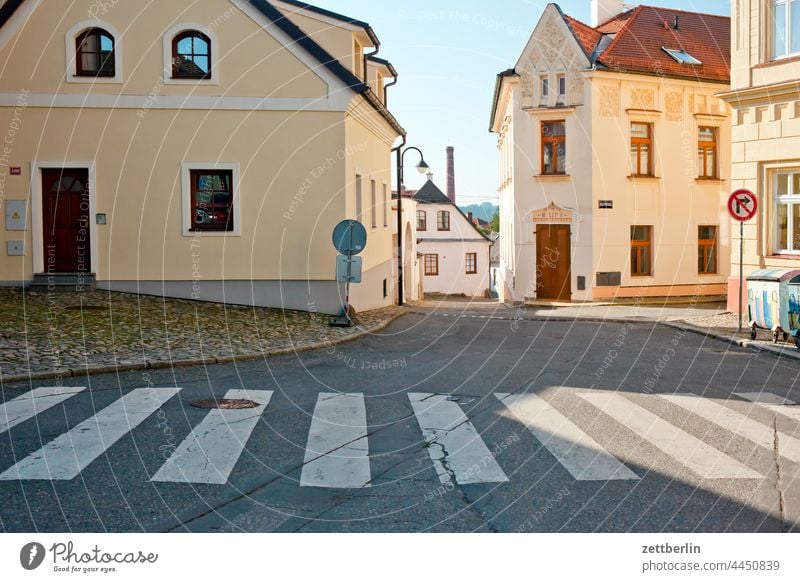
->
xmin=660 ymin=320 xmax=800 ymax=361
xmin=0 ymin=310 xmax=406 ymax=386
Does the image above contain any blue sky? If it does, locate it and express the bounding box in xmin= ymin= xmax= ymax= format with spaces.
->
xmin=305 ymin=1 xmax=730 ymax=204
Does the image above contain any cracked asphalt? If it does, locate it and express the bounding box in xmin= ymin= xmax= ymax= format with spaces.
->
xmin=1 ymin=308 xmax=799 ymax=533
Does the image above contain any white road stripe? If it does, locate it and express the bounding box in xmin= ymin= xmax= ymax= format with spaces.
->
xmin=409 ymin=393 xmax=508 ymax=485
xmin=497 ymin=393 xmax=639 ymax=480
xmin=151 ymin=390 xmax=272 ymax=485
xmin=300 ymin=393 xmax=371 ymax=489
xmin=660 ymin=393 xmax=800 ymax=463
xmin=580 ymin=393 xmax=762 ymax=479
xmin=736 ymin=392 xmax=800 ymax=423
xmin=0 ymin=386 xmax=86 ymax=435
xmin=0 ymin=388 xmax=181 ymax=481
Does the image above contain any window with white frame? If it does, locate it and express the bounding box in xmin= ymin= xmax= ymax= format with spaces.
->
xmin=370 ymin=179 xmax=377 ymax=229
xmin=172 ymin=30 xmax=212 ymax=79
xmin=66 ymin=21 xmax=123 ymax=83
xmin=775 ymin=171 xmax=800 ymax=253
xmin=383 ymin=183 xmax=389 ymax=227
xmin=163 ymin=24 xmax=218 ymax=84
xmin=772 ymin=0 xmax=800 ymax=59
xmin=76 ymin=28 xmax=115 ymax=77
xmin=355 ymin=175 xmax=363 ymax=222
xmin=181 ymin=163 xmax=240 ymax=236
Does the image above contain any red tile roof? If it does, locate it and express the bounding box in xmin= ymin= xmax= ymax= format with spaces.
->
xmin=563 ymin=14 xmax=603 ymax=59
xmin=563 ymin=5 xmax=730 ymax=83
xmin=596 ymin=9 xmax=636 ymax=34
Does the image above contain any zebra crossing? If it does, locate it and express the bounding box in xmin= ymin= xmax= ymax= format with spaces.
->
xmin=2 ymin=386 xmax=799 ymax=489
xmin=152 ymin=390 xmax=273 ymax=485
xmin=1 ymin=388 xmax=181 ymax=481
xmin=300 ymin=393 xmax=371 ymax=489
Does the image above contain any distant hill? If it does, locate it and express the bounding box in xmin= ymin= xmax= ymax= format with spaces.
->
xmin=458 ymin=202 xmax=498 ymax=222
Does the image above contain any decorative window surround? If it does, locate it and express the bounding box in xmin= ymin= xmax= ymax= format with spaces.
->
xmin=163 ymin=23 xmax=220 ymax=85
xmin=65 ymin=20 xmax=123 ymax=84
xmin=181 ymin=163 xmax=241 ymax=237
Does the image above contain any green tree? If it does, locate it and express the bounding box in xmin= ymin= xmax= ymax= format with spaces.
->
xmin=490 ymin=212 xmax=499 ymax=233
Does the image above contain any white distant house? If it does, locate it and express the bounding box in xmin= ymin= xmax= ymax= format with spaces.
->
xmin=489 ymin=232 xmax=501 ymax=298
xmin=412 ymin=176 xmax=491 ymax=297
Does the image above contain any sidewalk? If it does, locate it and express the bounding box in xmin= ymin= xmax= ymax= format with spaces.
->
xmin=413 ymin=297 xmax=800 ymax=360
xmin=663 ymin=311 xmax=800 ymax=361
xmin=0 ymin=289 xmax=403 ymax=383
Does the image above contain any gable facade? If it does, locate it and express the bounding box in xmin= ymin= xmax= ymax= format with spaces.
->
xmin=0 ymin=0 xmax=403 ymax=315
xmin=492 ymin=4 xmax=732 ymax=304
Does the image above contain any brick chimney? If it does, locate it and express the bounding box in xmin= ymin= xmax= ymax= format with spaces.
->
xmin=446 ymin=146 xmax=456 ymax=204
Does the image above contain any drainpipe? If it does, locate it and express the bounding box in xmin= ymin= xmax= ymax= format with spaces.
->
xmin=383 ymin=64 xmax=398 ymax=107
xmin=363 ymin=27 xmax=380 ymax=82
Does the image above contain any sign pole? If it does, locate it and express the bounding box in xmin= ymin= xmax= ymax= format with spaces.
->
xmin=728 ymin=189 xmax=757 ymax=336
xmin=330 ymin=219 xmax=367 ymax=328
xmin=738 ymin=219 xmax=744 ymax=334
xmin=345 ymin=225 xmax=354 ymax=324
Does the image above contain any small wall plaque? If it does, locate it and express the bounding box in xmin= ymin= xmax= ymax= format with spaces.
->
xmin=598 ymin=200 xmax=613 ymax=209
xmin=9 ymin=167 xmax=21 ymax=176
xmin=96 ymin=213 xmax=107 ymax=225
xmin=7 ymin=240 xmax=23 ymax=256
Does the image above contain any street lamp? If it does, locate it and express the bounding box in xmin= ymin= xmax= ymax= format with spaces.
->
xmin=395 ymin=146 xmax=429 ymax=306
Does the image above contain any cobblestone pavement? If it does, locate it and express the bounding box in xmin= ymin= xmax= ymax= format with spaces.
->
xmin=0 ymin=289 xmax=400 ymax=380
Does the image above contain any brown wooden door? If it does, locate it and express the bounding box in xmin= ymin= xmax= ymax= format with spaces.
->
xmin=536 ymin=224 xmax=571 ymax=301
xmin=42 ymin=169 xmax=91 ymax=273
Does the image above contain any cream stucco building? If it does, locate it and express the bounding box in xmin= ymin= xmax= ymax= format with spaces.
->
xmin=491 ymin=2 xmax=732 ymax=303
xmin=718 ymin=0 xmax=800 ymax=313
xmin=0 ymin=0 xmax=404 ymax=315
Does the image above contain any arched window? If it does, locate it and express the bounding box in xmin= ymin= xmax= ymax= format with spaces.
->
xmin=172 ymin=31 xmax=211 ymax=79
xmin=76 ymin=28 xmax=115 ymax=77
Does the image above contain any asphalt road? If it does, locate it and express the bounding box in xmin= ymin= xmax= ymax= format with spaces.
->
xmin=1 ymin=309 xmax=799 ymax=533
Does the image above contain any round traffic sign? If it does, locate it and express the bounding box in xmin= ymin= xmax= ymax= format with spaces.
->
xmin=332 ymin=220 xmax=367 ymax=255
xmin=728 ymin=189 xmax=758 ymax=222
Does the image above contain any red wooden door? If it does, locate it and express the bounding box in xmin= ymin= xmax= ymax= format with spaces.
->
xmin=41 ymin=169 xmax=91 ymax=273
xmin=536 ymin=225 xmax=571 ymax=301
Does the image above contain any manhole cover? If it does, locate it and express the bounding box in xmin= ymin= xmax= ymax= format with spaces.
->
xmin=190 ymin=399 xmax=259 ymax=410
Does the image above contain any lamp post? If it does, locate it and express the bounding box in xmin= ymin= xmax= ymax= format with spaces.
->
xmin=395 ymin=146 xmax=429 ymax=306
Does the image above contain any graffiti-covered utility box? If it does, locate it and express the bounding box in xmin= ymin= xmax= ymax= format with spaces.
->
xmin=746 ymin=269 xmax=800 ymax=346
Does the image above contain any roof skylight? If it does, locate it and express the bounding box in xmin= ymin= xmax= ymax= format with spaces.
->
xmin=662 ymin=47 xmax=702 ymax=65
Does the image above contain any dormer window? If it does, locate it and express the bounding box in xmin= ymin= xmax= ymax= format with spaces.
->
xmin=76 ymin=28 xmax=115 ymax=77
xmin=172 ymin=31 xmax=211 ymax=79
xmin=662 ymin=47 xmax=702 ymax=65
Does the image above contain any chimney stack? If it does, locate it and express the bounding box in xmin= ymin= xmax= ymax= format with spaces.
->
xmin=590 ymin=0 xmax=627 ymax=27
xmin=426 ymin=171 xmax=434 ymax=182
xmin=446 ymin=146 xmax=456 ymax=204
